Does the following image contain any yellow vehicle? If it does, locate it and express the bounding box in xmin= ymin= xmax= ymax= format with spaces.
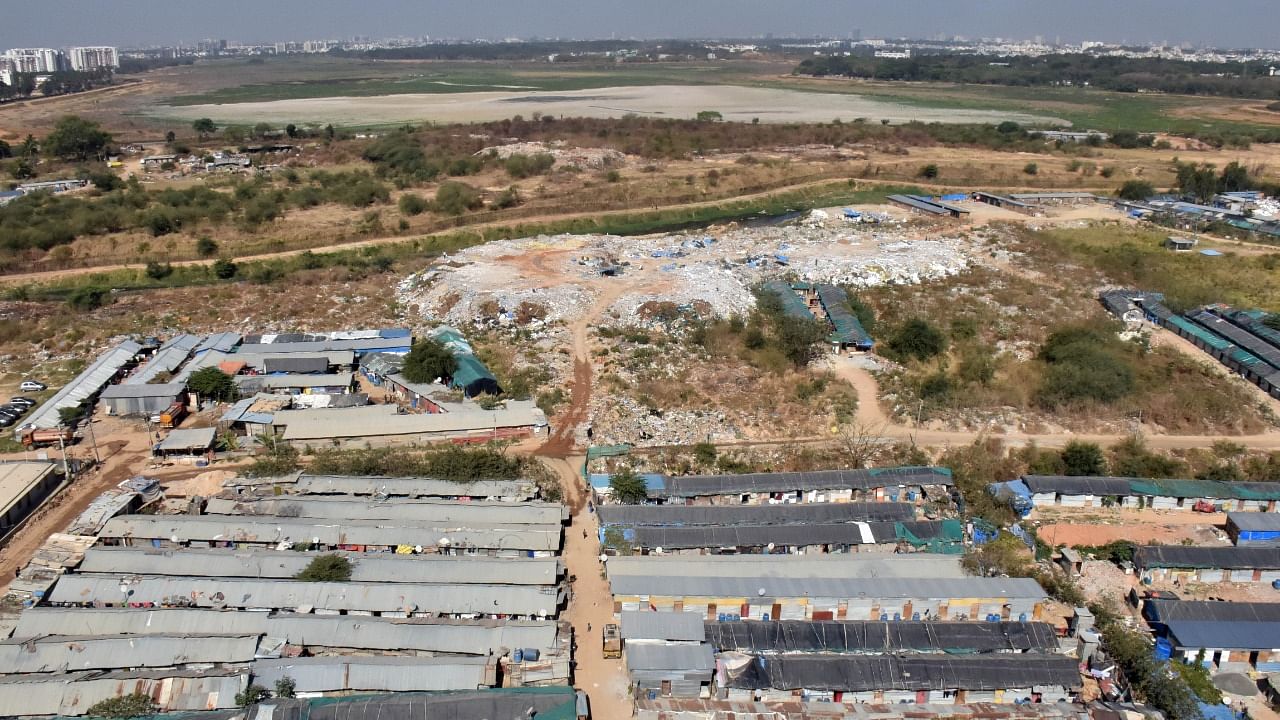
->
xmin=601 ymin=623 xmax=621 ymax=659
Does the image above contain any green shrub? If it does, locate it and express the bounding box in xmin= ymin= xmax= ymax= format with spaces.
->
xmin=887 ymin=319 xmax=946 ymax=362
xmin=294 ymin=554 xmax=352 ymax=582
xmin=398 ymin=193 xmax=428 ymax=216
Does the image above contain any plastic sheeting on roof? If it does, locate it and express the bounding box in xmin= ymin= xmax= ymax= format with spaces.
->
xmin=1136 ymin=545 xmax=1280 ymax=570
xmin=655 ymin=466 xmax=953 ymax=497
xmin=599 ymin=502 xmax=913 ymax=526
xmin=706 ymin=620 xmax=1060 ymax=654
xmin=764 ymin=281 xmax=815 ymax=321
xmin=816 ymin=285 xmax=873 ymax=349
xmin=22 ymin=340 xmax=143 ymax=434
xmin=725 ymin=654 xmax=1081 ymax=692
xmin=125 ymin=335 xmax=201 ymax=385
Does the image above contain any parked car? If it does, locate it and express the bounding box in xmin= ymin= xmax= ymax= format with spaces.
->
xmin=8 ymin=397 xmax=34 ymax=407
xmin=18 ymin=381 xmax=46 ymax=392
xmin=0 ymin=416 xmax=15 ymax=428
xmin=0 ymin=407 xmax=23 ymax=419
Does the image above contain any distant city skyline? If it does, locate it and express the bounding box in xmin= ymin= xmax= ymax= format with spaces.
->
xmin=2 ymin=0 xmax=1279 ymax=51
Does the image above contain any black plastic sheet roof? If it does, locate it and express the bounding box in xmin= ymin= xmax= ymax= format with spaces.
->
xmin=631 ymin=521 xmax=953 ymax=550
xmin=725 ymin=654 xmax=1081 ymax=692
xmin=599 ymin=502 xmax=913 ymax=527
xmin=1135 ymin=545 xmax=1280 ymax=571
xmin=705 ymin=621 xmax=1060 ymax=653
xmin=656 ymin=467 xmax=953 ymax=497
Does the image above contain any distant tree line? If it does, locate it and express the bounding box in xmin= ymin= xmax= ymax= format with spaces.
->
xmin=356 ymin=39 xmax=718 ymax=62
xmin=118 ymin=56 xmax=196 ymax=74
xmin=796 ymin=52 xmax=1280 ymax=100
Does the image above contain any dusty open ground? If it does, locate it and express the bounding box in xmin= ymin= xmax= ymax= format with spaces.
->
xmin=152 ymin=84 xmax=1067 ymax=127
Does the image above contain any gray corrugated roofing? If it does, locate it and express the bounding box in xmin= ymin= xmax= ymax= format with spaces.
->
xmin=0 ymin=634 xmax=259 ymax=672
xmin=237 ymin=337 xmax=410 ymax=354
xmin=1166 ymin=621 xmax=1280 ymax=651
xmin=22 ymin=340 xmax=143 ymax=433
xmin=48 ymin=575 xmax=562 ymax=615
xmin=252 ymin=656 xmax=490 ymax=693
xmin=605 ymin=553 xmax=965 ymax=579
xmin=124 ymin=335 xmax=201 ymax=385
xmin=599 ymin=502 xmax=913 ymax=526
xmin=291 ymin=474 xmax=536 ymax=499
xmin=14 ymin=608 xmax=270 ymax=638
xmin=610 ymin=575 xmax=1046 ymax=600
xmin=705 ymin=621 xmax=1060 ymax=653
xmin=625 ymin=643 xmax=716 ymax=672
xmin=205 ymin=495 xmax=566 ymax=525
xmin=0 ymin=669 xmax=245 ymax=716
xmin=155 ymin=427 xmax=217 ymax=452
xmin=263 ymin=356 xmax=331 ymax=374
xmin=99 ymin=514 xmax=561 ymax=550
xmin=629 ymin=520 xmax=954 ymax=550
xmin=101 ymin=382 xmax=185 ymax=399
xmin=195 ymin=332 xmax=242 ymax=354
xmin=279 ymin=401 xmax=547 ymax=441
xmin=78 ymin=546 xmax=560 ymax=585
xmin=1135 ymin=545 xmax=1280 ymax=570
xmin=264 ymin=614 xmax=556 ymax=654
xmin=621 ymin=611 xmax=708 ymax=642
xmin=255 ymin=689 xmax=578 ymax=720
xmin=888 ymin=194 xmax=951 ymax=215
xmin=727 ymin=654 xmax=1081 ymax=692
xmin=235 ymin=372 xmax=353 ymax=389
xmin=654 ymin=466 xmax=953 ymax=497
xmin=1228 ymin=513 xmax=1280 ymax=532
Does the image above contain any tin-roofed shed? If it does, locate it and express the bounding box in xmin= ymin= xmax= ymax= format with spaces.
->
xmin=1228 ymin=513 xmax=1280 ymax=546
xmin=21 ymin=340 xmax=142 ymax=434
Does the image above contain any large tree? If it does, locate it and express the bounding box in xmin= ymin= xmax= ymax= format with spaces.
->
xmin=401 ymin=338 xmax=457 ymax=384
xmin=192 ymin=117 xmax=217 ymax=138
xmin=43 ymin=115 xmax=112 ymax=161
xmin=609 ymin=466 xmax=649 ymax=504
xmin=187 ymin=367 xmax=237 ymax=401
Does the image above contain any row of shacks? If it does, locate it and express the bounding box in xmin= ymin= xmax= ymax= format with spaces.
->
xmin=597 ymin=501 xmax=964 ymax=555
xmin=608 ymin=554 xmax=1072 ymax=705
xmin=593 ymin=466 xmax=956 ymax=507
xmin=0 ymin=472 xmax=573 ymax=717
xmin=992 ymin=474 xmax=1280 ymax=513
xmin=1101 ymin=290 xmax=1280 ymax=400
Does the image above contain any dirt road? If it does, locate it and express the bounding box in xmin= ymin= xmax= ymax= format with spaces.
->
xmin=541 ymin=456 xmax=632 ymax=719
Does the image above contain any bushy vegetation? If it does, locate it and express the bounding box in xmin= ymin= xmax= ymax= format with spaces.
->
xmin=609 ymin=466 xmax=649 ymax=504
xmin=503 ymin=152 xmax=555 ymax=179
xmin=294 ymin=554 xmax=352 ymax=582
xmin=307 ymin=445 xmax=526 ymax=481
xmin=885 ymin=318 xmax=946 ymax=362
xmin=401 ymin=337 xmax=457 ymax=384
xmin=1036 ymin=323 xmax=1136 ymax=408
xmin=84 ymin=693 xmax=156 ymax=719
xmin=187 ymin=367 xmax=237 ymax=401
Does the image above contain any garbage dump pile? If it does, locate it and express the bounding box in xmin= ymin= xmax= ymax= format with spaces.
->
xmin=478 ymin=140 xmax=625 ymax=169
xmin=398 ymin=221 xmax=971 ymax=329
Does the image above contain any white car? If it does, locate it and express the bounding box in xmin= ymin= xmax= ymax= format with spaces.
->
xmin=18 ymin=381 xmax=46 ymax=392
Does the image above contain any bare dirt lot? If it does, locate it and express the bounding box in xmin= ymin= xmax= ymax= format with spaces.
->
xmin=153 ymin=84 xmax=1066 ymax=127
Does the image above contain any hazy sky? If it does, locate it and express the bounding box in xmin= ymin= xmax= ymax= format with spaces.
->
xmin=3 ymin=0 xmax=1276 ymax=50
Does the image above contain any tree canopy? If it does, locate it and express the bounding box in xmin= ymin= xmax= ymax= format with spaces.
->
xmin=43 ymin=116 xmax=112 ymax=161
xmin=887 ymin=319 xmax=946 ymax=362
xmin=192 ymin=118 xmax=217 ymax=137
xmin=294 ymin=554 xmax=352 ymax=582
xmin=609 ymin=466 xmax=649 ymax=504
xmin=85 ymin=693 xmax=156 ymax=719
xmin=401 ymin=338 xmax=457 ymax=384
xmin=187 ymin=367 xmax=237 ymax=401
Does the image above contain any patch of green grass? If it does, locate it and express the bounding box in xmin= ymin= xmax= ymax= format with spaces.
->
xmin=163 ymin=61 xmax=750 ymax=106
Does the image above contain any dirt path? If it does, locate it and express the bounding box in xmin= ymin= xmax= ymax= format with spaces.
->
xmin=541 ymin=456 xmax=632 ymax=719
xmin=0 ymin=428 xmax=151 ymax=592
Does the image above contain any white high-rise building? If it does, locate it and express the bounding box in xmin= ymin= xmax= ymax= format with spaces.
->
xmin=67 ymin=46 xmax=119 ymax=71
xmin=0 ymin=59 xmax=14 ymax=88
xmin=3 ymin=48 xmax=65 ymax=73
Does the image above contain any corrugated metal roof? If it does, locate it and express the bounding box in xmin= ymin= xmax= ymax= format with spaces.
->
xmin=48 ymin=575 xmax=562 ymax=615
xmin=99 ymin=514 xmax=561 ymax=550
xmin=1023 ymin=475 xmax=1280 ymax=501
xmin=205 ymin=495 xmax=565 ymax=525
xmin=101 ymin=382 xmax=185 ymax=399
xmin=1135 ymin=545 xmax=1280 ymax=570
xmin=606 ymin=553 xmax=965 ymax=579
xmin=78 ymin=546 xmax=561 ymax=584
xmin=155 ymin=427 xmax=216 ymax=452
xmin=1144 ymin=600 xmax=1280 ymax=623
xmin=235 ymin=372 xmax=353 ymax=389
xmin=0 ymin=634 xmax=259 ymax=672
xmin=237 ymin=337 xmax=410 ymax=354
xmin=195 ymin=333 xmax=242 ymax=354
xmin=764 ymin=281 xmax=816 ymax=321
xmin=888 ymin=194 xmax=951 ymax=216
xmin=264 ymin=614 xmax=556 ymax=654
xmin=254 ymin=689 xmax=577 ymax=720
xmin=290 ymin=474 xmax=536 ymax=499
xmin=634 ymin=697 xmax=1097 ymax=719
xmin=1228 ymin=513 xmax=1280 ymax=532
xmin=279 ymin=401 xmax=546 ymax=441
xmin=1022 ymin=476 xmax=1132 ymax=495
xmin=599 ymin=502 xmax=912 ymax=526
xmin=15 ymin=608 xmax=270 ymax=638
xmin=654 ymin=466 xmax=953 ymax=497
xmin=705 ymin=620 xmax=1060 ymax=653
xmin=22 ymin=340 xmax=143 ymax=433
xmin=610 ymin=574 xmax=1044 ymax=600
xmin=0 ymin=669 xmax=246 ymax=716
xmin=251 ymin=656 xmax=491 ymax=693
xmin=726 ymin=654 xmax=1081 ymax=692
xmin=817 ymin=285 xmax=873 ymax=348
xmin=626 ymin=643 xmax=716 ymax=672
xmin=124 ymin=335 xmax=202 ymax=385
xmin=628 ymin=520 xmax=956 ymax=550
xmin=621 ymin=611 xmax=708 ymax=642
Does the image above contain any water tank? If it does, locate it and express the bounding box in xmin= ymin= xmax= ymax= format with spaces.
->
xmin=1153 ymin=638 xmax=1173 ymax=661
xmin=522 ymin=648 xmax=540 ymax=661
xmin=512 ymin=649 xmax=524 ymax=663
